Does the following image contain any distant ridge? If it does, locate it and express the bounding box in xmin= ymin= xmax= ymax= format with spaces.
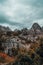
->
xmin=0 ymin=23 xmax=43 ymax=34
xmin=0 ymin=25 xmax=11 ymax=32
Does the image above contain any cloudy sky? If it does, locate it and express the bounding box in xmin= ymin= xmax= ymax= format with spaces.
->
xmin=0 ymin=0 xmax=43 ymax=30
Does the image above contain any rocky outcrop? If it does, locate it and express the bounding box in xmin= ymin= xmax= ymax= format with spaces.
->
xmin=31 ymin=23 xmax=42 ymax=31
xmin=21 ymin=28 xmax=29 ymax=35
xmin=30 ymin=23 xmax=43 ymax=35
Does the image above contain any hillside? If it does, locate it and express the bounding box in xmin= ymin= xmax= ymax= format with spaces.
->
xmin=0 ymin=23 xmax=43 ymax=65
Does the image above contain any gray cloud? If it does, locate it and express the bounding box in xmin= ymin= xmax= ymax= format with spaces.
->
xmin=0 ymin=0 xmax=43 ymax=30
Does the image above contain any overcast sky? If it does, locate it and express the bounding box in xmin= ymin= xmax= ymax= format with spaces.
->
xmin=0 ymin=0 xmax=43 ymax=30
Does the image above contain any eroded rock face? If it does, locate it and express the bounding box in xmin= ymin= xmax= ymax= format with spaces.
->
xmin=1 ymin=37 xmax=24 ymax=55
xmin=2 ymin=38 xmax=19 ymax=54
